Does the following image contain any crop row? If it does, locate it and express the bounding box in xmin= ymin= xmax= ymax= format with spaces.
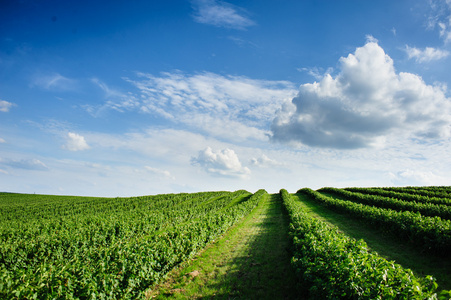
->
xmin=0 ymin=191 xmax=236 ymax=245
xmin=0 ymin=191 xmax=230 ymax=222
xmin=380 ymin=187 xmax=451 ymax=200
xmin=381 ymin=186 xmax=451 ymax=196
xmin=344 ymin=187 xmax=451 ymax=206
xmin=320 ymin=187 xmax=451 ymax=220
xmin=280 ymin=189 xmax=442 ymax=299
xmin=298 ymin=188 xmax=451 ymax=254
xmin=0 ymin=190 xmax=266 ymax=299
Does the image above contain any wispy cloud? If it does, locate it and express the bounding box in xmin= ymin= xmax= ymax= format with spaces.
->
xmin=144 ymin=166 xmax=175 ymax=180
xmin=227 ymin=36 xmax=258 ymax=48
xmin=191 ymin=146 xmax=250 ymax=178
xmin=87 ymin=78 xmax=140 ymax=115
xmin=391 ymin=27 xmax=397 ymax=36
xmin=122 ymin=71 xmax=296 ymax=143
xmin=271 ymin=40 xmax=451 ymax=149
xmin=405 ymin=45 xmax=449 ymax=62
xmin=191 ymin=0 xmax=255 ymax=30
xmin=0 ymin=100 xmax=14 ymax=112
xmin=427 ymin=0 xmax=451 ymax=43
xmin=0 ymin=158 xmax=49 ymax=171
xmin=62 ymin=132 xmax=90 ymax=151
xmin=80 ymin=81 xmax=138 ymax=117
xmin=389 ymin=169 xmax=450 ymax=186
xmin=87 ymin=72 xmax=296 ymax=144
xmin=31 ymin=72 xmax=77 ymax=90
xmin=250 ymin=154 xmax=283 ymax=168
xmin=297 ymin=67 xmax=334 ymax=80
xmin=84 ymin=128 xmax=210 ymax=163
xmin=91 ymin=78 xmax=123 ymax=98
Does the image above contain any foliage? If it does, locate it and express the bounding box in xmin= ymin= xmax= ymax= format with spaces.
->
xmin=281 ymin=189 xmax=441 ymax=299
xmin=320 ymin=187 xmax=451 ymax=219
xmin=298 ymin=188 xmax=451 ymax=254
xmin=344 ymin=187 xmax=451 ymax=206
xmin=0 ymin=190 xmax=266 ymax=299
xmin=382 ymin=186 xmax=451 ymax=199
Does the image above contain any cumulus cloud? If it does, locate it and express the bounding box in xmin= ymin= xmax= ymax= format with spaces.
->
xmin=63 ymin=132 xmax=90 ymax=151
xmin=191 ymin=0 xmax=255 ymax=30
xmin=191 ymin=146 xmax=250 ymax=178
xmin=405 ymin=45 xmax=449 ymax=62
xmin=0 ymin=100 xmax=14 ymax=112
xmin=0 ymin=158 xmax=49 ymax=171
xmin=144 ymin=166 xmax=175 ymax=180
xmin=271 ymin=41 xmax=451 ymax=149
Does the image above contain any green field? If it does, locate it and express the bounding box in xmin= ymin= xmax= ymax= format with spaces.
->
xmin=1 ymin=187 xmax=451 ymax=299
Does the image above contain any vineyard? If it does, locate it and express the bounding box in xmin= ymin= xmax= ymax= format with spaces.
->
xmin=1 ymin=186 xmax=451 ymax=299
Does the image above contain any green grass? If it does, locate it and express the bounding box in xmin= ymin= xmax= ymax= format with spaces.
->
xmin=293 ymin=192 xmax=451 ymax=291
xmin=146 ymin=193 xmax=301 ymax=299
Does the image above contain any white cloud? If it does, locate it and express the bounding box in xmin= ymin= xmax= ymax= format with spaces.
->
xmin=405 ymin=45 xmax=450 ymax=62
xmin=271 ymin=41 xmax=451 ymax=149
xmin=3 ymin=122 xmax=450 ymax=196
xmin=63 ymin=132 xmax=90 ymax=151
xmin=298 ymin=67 xmax=334 ymax=80
xmin=144 ymin=166 xmax=175 ymax=180
xmin=181 ymin=114 xmax=268 ymax=142
xmin=0 ymin=138 xmax=5 ymax=143
xmin=250 ymin=154 xmax=282 ymax=168
xmin=227 ymin=36 xmax=259 ymax=48
xmin=91 ymin=78 xmax=122 ymax=98
xmin=123 ymin=71 xmax=296 ymax=143
xmin=84 ymin=78 xmax=140 ymax=116
xmin=0 ymin=100 xmax=14 ymax=112
xmin=31 ymin=73 xmax=77 ymax=90
xmin=428 ymin=0 xmax=451 ymax=43
xmin=440 ymin=23 xmax=451 ymax=42
xmin=191 ymin=0 xmax=255 ymax=30
xmin=389 ymin=169 xmax=450 ymax=186
xmin=391 ymin=27 xmax=397 ymax=36
xmin=128 ymin=71 xmax=295 ymax=120
xmin=86 ymin=128 xmax=207 ymax=161
xmin=0 ymin=158 xmax=49 ymax=171
xmin=365 ymin=34 xmax=378 ymax=43
xmin=191 ymin=146 xmax=250 ymax=178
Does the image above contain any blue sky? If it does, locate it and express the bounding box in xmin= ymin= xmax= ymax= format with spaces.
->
xmin=1 ymin=0 xmax=451 ymax=196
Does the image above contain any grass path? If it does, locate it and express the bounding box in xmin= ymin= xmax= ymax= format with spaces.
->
xmin=293 ymin=192 xmax=451 ymax=291
xmin=146 ymin=193 xmax=300 ymax=299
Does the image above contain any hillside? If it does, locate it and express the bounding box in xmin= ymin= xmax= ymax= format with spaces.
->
xmin=1 ymin=187 xmax=450 ymax=299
